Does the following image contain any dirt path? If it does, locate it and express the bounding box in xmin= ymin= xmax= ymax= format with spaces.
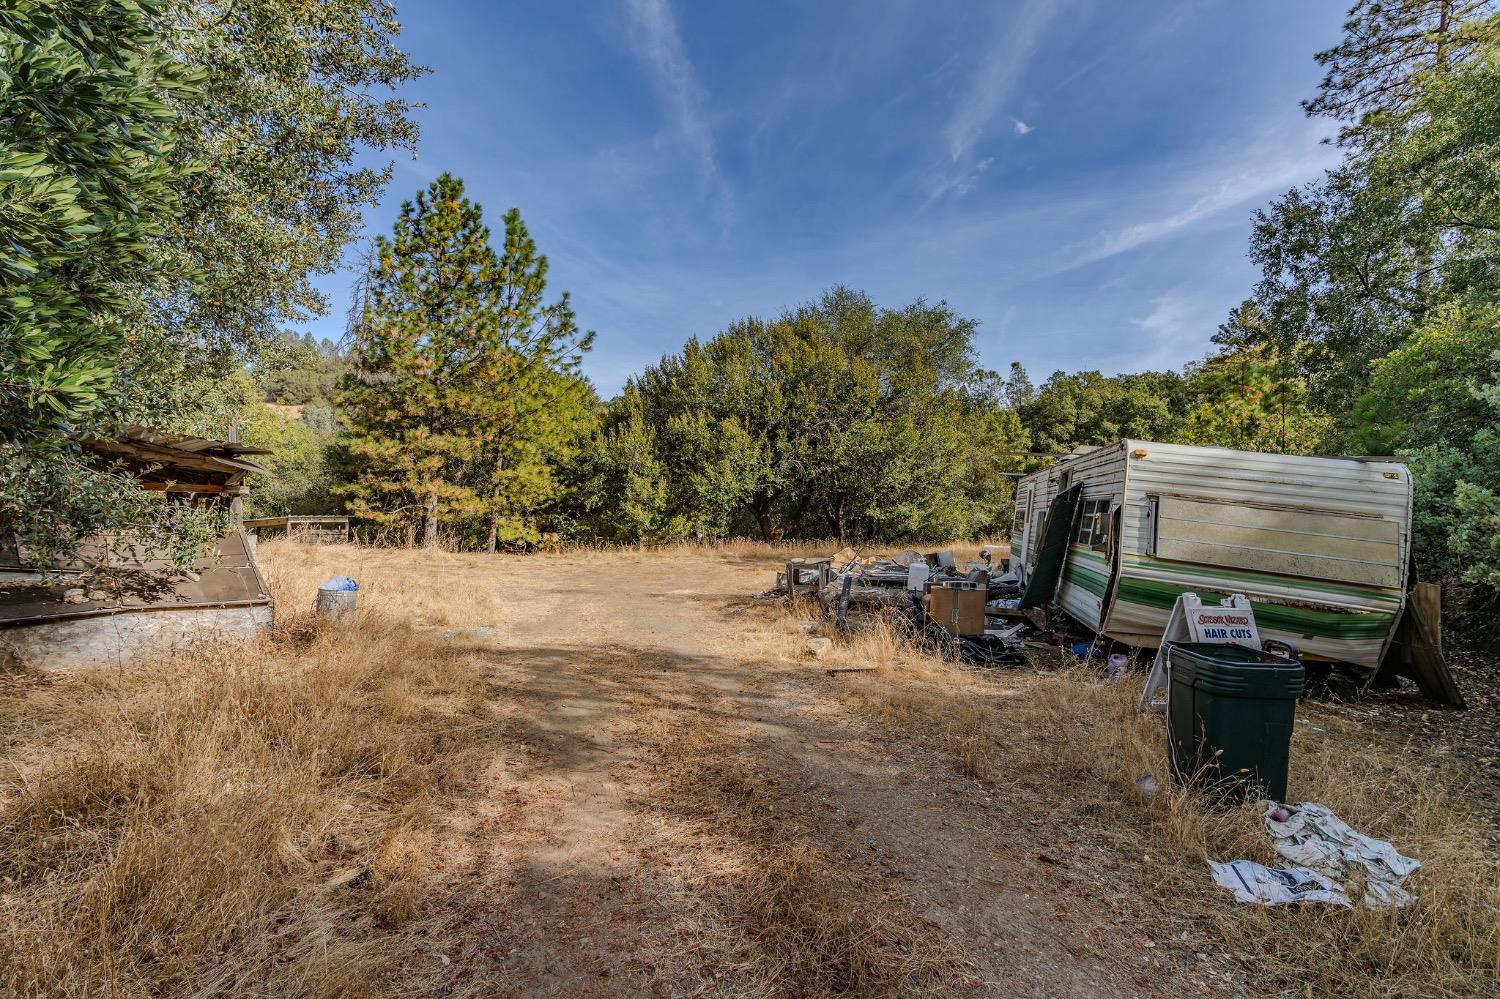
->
xmin=402 ymin=553 xmax=1211 ymax=998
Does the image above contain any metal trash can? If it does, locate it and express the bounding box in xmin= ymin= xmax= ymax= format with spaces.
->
xmin=315 ymin=575 xmax=359 ymax=620
xmin=1166 ymin=642 xmax=1304 ymax=802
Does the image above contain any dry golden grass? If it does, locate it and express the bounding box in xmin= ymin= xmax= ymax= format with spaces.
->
xmin=553 ymin=536 xmax=998 ymax=564
xmin=749 ymin=599 xmax=1500 ymax=999
xmin=0 ymin=545 xmax=503 ymax=998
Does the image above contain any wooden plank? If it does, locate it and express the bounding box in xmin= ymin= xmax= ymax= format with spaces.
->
xmin=1156 ymin=537 xmax=1400 ymax=588
xmin=139 ymin=482 xmax=228 ymax=494
xmin=1411 ymin=582 xmax=1442 ymax=655
xmin=1375 ymin=592 xmax=1465 ymax=707
xmin=242 ymin=517 xmax=290 ymax=530
xmin=1160 ymin=495 xmax=1398 ymax=542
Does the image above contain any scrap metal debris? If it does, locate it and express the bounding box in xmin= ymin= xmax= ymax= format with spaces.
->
xmin=766 ymin=547 xmax=1030 ymax=666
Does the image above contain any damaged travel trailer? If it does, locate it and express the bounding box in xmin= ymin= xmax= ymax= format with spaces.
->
xmin=1010 ymin=441 xmax=1452 ymax=692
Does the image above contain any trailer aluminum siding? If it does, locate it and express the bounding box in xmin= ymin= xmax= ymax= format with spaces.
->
xmin=1010 ymin=441 xmax=1411 ymax=669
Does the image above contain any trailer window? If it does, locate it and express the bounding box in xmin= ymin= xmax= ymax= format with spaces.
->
xmin=1074 ymin=498 xmax=1112 ymax=552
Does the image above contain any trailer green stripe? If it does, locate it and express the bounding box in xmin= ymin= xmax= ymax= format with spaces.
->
xmin=1114 ymin=577 xmax=1395 ymax=639
xmin=1063 ymin=562 xmax=1109 ymax=597
xmin=1061 ymin=545 xmax=1110 ymax=597
xmin=1120 ymin=554 xmax=1402 ymax=606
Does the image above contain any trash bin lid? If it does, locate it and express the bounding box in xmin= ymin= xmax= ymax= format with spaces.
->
xmin=1167 ymin=641 xmax=1304 ymax=698
xmin=1166 ymin=642 xmax=1299 ymax=667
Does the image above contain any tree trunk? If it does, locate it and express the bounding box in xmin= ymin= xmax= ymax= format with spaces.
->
xmin=405 ymin=520 xmax=416 ymax=549
xmin=422 ymin=493 xmax=439 ymax=549
xmin=751 ymin=493 xmax=781 ymax=542
xmin=486 ymin=454 xmax=505 ymax=554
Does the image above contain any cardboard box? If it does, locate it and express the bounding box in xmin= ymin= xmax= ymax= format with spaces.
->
xmin=925 ymin=583 xmax=987 ymax=636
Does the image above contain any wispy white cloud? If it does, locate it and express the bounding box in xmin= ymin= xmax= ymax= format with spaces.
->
xmin=1012 ymin=118 xmax=1033 ymax=135
xmin=1048 ymin=127 xmax=1337 ymax=273
xmin=942 ymin=0 xmax=1058 ymax=163
xmin=623 ymin=0 xmax=727 ymax=211
xmin=1124 ymin=292 xmax=1205 ymax=371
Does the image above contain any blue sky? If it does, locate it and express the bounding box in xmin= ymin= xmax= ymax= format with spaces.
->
xmin=300 ymin=0 xmax=1349 ymax=397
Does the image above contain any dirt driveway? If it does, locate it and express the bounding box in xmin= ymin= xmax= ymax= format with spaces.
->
xmin=287 ymin=548 xmax=1224 ymax=999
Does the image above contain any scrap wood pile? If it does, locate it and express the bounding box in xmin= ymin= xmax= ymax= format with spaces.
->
xmin=762 ymin=545 xmax=1036 ymax=666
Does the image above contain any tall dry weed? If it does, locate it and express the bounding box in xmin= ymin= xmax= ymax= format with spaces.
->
xmin=0 ymin=583 xmax=500 ymax=996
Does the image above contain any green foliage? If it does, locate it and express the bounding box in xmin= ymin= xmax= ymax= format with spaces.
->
xmin=1179 ymin=344 xmax=1331 ymax=455
xmin=1016 ymin=368 xmax=1186 ymax=454
xmin=255 ymin=333 xmax=346 ymax=406
xmin=1233 ymin=0 xmax=1500 ymax=623
xmin=338 ymin=175 xmax=592 ymax=548
xmin=111 ymin=0 xmax=425 ymax=424
xmin=567 ymin=289 xmax=1029 ymax=543
xmin=1351 ymin=307 xmax=1500 ymax=599
xmin=0 ymin=446 xmax=224 ymax=575
xmin=563 ymin=415 xmax=686 ymax=543
xmin=0 ymin=0 xmax=200 ymax=438
xmin=0 ymin=0 xmax=421 ymax=571
xmin=1246 ymin=2 xmax=1500 ymax=417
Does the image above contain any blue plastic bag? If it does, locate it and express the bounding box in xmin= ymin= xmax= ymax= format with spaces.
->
xmin=320 ymin=575 xmax=359 ymax=592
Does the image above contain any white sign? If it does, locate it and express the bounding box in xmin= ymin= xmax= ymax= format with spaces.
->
xmin=1138 ymin=592 xmax=1261 ymax=713
xmin=1189 ymin=606 xmax=1260 ymax=646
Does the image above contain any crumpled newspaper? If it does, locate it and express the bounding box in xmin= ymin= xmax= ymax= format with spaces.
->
xmin=1208 ymin=802 xmax=1420 ymax=909
xmin=1263 ymin=802 xmax=1421 ymax=908
xmin=1208 ymin=859 xmax=1352 ymax=907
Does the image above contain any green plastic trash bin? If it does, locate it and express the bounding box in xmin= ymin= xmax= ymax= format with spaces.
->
xmin=1166 ymin=642 xmax=1305 ymax=802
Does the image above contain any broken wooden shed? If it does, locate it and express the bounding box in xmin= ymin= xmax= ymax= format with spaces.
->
xmin=0 ymin=427 xmax=275 ymax=670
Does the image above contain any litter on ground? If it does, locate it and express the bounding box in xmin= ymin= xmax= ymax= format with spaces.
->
xmin=1208 ymin=859 xmax=1352 ymax=907
xmin=1263 ymin=802 xmax=1421 ymax=908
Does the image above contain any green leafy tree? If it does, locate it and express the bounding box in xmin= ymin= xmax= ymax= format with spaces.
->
xmin=338 ymin=175 xmax=502 ymax=546
xmin=1017 ymin=369 xmax=1186 ymax=454
xmin=463 ymin=208 xmax=594 ymax=550
xmin=0 ymin=0 xmax=199 ymax=437
xmin=570 ymin=289 xmax=1027 ymax=543
xmin=1245 ymin=2 xmax=1500 ymax=417
xmin=115 ymin=0 xmax=425 ymax=428
xmin=1180 ymin=345 xmax=1331 ymax=454
xmin=1349 ymin=307 xmax=1500 ymax=601
xmin=562 ymin=415 xmax=684 ymax=543
xmin=1305 ymin=1 xmax=1498 ymax=149
xmin=0 ymin=1 xmax=214 ymax=570
xmin=1 ymin=0 xmax=421 ymax=570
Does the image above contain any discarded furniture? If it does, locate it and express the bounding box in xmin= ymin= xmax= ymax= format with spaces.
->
xmin=785 ymin=557 xmax=831 ymax=600
xmin=244 ymin=515 xmax=351 ymax=545
xmin=925 ymin=581 xmax=987 ymax=637
xmin=1010 ymin=439 xmax=1462 ymax=703
xmin=0 ymin=427 xmax=274 ymax=669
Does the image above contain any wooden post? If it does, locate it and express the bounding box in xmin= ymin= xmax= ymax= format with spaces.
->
xmin=226 ymin=423 xmax=245 ymax=529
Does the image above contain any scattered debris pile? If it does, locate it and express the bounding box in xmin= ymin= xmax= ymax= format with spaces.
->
xmin=764 ymin=545 xmax=1034 ymax=666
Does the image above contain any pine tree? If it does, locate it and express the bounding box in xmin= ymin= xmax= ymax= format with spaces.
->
xmin=465 ymin=208 xmax=594 ymax=551
xmin=337 ymin=176 xmax=592 ymax=548
xmin=338 ymin=174 xmax=505 ymax=547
